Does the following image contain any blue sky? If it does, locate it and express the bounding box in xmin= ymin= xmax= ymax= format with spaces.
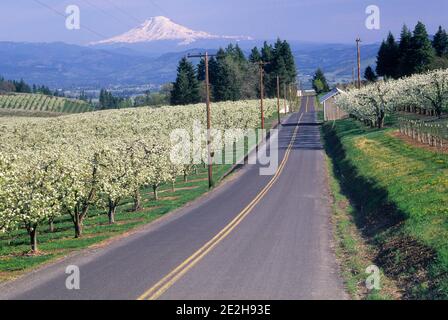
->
xmin=1 ymin=0 xmax=446 ymax=44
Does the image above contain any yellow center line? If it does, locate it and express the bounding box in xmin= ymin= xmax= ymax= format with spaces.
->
xmin=137 ymin=112 xmax=305 ymax=301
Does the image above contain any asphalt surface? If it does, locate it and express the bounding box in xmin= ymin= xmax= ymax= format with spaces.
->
xmin=0 ymin=96 xmax=347 ymax=300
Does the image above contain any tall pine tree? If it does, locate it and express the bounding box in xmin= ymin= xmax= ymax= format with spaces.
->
xmin=409 ymin=21 xmax=435 ymax=73
xmin=432 ymin=26 xmax=448 ymax=57
xmin=398 ymin=25 xmax=414 ymax=77
xmin=210 ymin=48 xmax=240 ymax=101
xmin=376 ymin=32 xmax=400 ymax=79
xmin=280 ymin=40 xmax=297 ymax=84
xmin=249 ymin=47 xmax=261 ymax=63
xmin=265 ymin=39 xmax=297 ymax=97
xmin=170 ymin=57 xmax=200 ymax=105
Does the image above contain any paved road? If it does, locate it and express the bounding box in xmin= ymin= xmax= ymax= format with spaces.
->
xmin=0 ymin=96 xmax=347 ymax=300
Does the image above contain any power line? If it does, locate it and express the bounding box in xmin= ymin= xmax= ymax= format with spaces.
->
xmin=101 ymin=0 xmax=142 ymax=25
xmin=31 ymin=0 xmax=108 ymax=39
xmin=79 ymin=0 xmax=135 ymax=29
xmin=147 ymin=0 xmax=170 ymax=17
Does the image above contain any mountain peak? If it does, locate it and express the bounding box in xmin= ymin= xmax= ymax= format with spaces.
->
xmin=93 ymin=16 xmax=252 ymax=45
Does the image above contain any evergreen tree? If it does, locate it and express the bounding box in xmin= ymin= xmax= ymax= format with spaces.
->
xmin=398 ymin=25 xmax=414 ymax=77
xmin=280 ymin=40 xmax=297 ymax=84
xmin=170 ymin=57 xmax=200 ymax=105
xmin=14 ymin=79 xmax=31 ymax=93
xmin=376 ymin=32 xmax=399 ymax=78
xmin=312 ymin=69 xmax=329 ymax=94
xmin=262 ymin=39 xmax=297 ymax=97
xmin=208 ymin=57 xmax=219 ymax=83
xmin=259 ymin=42 xmax=273 ymax=97
xmin=364 ymin=66 xmax=378 ymax=82
xmin=409 ymin=21 xmax=435 ymax=73
xmin=79 ymin=90 xmax=88 ymax=101
xmin=261 ymin=41 xmax=274 ymax=63
xmin=266 ymin=39 xmax=288 ymax=96
xmin=249 ymin=47 xmax=261 ymax=63
xmin=312 ymin=79 xmax=324 ymax=94
xmin=212 ymin=52 xmax=240 ymax=101
xmin=184 ymin=58 xmax=200 ymax=103
xmin=432 ymin=26 xmax=448 ymax=57
xmin=208 ymin=47 xmax=247 ymax=101
xmin=227 ymin=43 xmax=246 ymax=65
xmin=99 ymin=89 xmax=122 ymax=109
xmin=197 ymin=58 xmax=206 ymax=81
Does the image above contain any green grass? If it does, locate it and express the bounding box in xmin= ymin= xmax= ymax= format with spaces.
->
xmin=324 ymin=153 xmax=396 ymax=300
xmin=322 ymin=118 xmax=448 ymax=299
xmin=0 ymin=165 xmax=231 ymax=281
xmin=0 ymin=112 xmax=283 ymax=282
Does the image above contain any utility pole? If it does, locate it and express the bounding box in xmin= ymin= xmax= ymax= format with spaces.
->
xmin=187 ymin=52 xmax=216 ymax=189
xmin=257 ymin=61 xmax=270 ymax=130
xmin=352 ymin=64 xmax=356 ymax=87
xmin=284 ymin=83 xmax=287 ymax=114
xmin=356 ymin=37 xmax=362 ymax=89
xmin=276 ymin=76 xmax=281 ymax=125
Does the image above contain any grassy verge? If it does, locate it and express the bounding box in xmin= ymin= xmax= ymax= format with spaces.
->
xmin=325 ymin=153 xmax=398 ymax=300
xmin=314 ymin=95 xmax=324 ymax=122
xmin=322 ymin=118 xmax=448 ymax=299
xmin=0 ymin=113 xmax=284 ymax=282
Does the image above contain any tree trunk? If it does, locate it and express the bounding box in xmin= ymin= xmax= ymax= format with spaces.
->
xmin=74 ymin=220 xmax=83 ymax=238
xmin=49 ymin=219 xmax=54 ymax=233
xmin=73 ymin=206 xmax=84 ymax=238
xmin=29 ymin=225 xmax=38 ymax=253
xmin=108 ymin=200 xmax=116 ymax=225
xmin=132 ymin=189 xmax=142 ymax=212
xmin=171 ymin=181 xmax=175 ymax=193
xmin=378 ymin=111 xmax=385 ymax=129
xmin=153 ymin=185 xmax=159 ymax=201
xmin=184 ymin=173 xmax=188 ymax=183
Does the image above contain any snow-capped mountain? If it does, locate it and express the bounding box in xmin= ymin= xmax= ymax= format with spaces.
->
xmin=93 ymin=16 xmax=252 ymax=45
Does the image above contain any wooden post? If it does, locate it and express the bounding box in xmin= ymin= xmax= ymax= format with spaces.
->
xmin=259 ymin=63 xmax=265 ymax=130
xmin=356 ymin=37 xmax=362 ymax=89
xmin=276 ymin=76 xmax=281 ymax=125
xmin=204 ymin=52 xmax=213 ymax=189
xmin=187 ymin=52 xmax=216 ymax=189
xmin=284 ymin=83 xmax=287 ymax=114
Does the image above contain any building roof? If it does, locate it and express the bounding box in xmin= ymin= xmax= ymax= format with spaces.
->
xmin=319 ymin=87 xmax=346 ymax=103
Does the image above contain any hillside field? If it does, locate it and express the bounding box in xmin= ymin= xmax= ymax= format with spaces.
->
xmin=0 ymin=93 xmax=92 ymax=114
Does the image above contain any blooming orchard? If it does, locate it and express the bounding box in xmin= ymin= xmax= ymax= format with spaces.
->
xmin=0 ymin=99 xmax=278 ymax=251
xmin=335 ymin=69 xmax=448 ymax=128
